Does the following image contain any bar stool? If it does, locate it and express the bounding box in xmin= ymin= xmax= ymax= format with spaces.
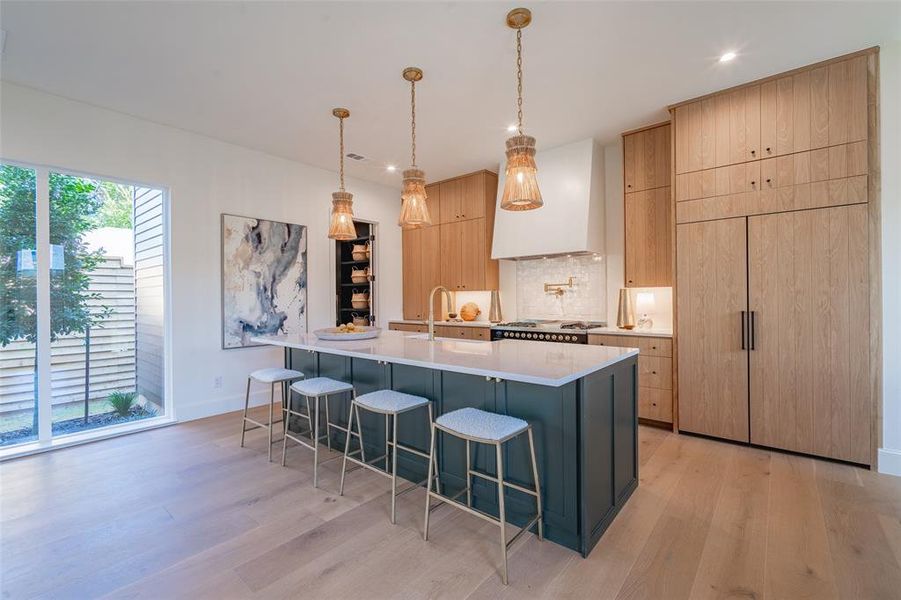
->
xmin=240 ymin=367 xmax=304 ymax=462
xmin=423 ymin=407 xmax=543 ymax=585
xmin=339 ymin=389 xmax=435 ymax=524
xmin=282 ymin=377 xmax=355 ymax=488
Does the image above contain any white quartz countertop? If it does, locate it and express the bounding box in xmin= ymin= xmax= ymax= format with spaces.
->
xmin=252 ymin=330 xmax=638 ymax=387
xmin=587 ymin=327 xmax=673 ymax=338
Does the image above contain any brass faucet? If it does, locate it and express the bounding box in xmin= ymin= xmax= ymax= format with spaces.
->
xmin=427 ymin=286 xmax=453 ymax=341
xmin=544 ymin=277 xmax=575 ymax=297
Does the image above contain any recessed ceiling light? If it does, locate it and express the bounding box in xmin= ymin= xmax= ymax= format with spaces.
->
xmin=719 ymin=51 xmax=737 ymax=63
xmin=507 ymin=124 xmax=517 ymax=133
xmin=386 ymin=165 xmax=397 ymax=172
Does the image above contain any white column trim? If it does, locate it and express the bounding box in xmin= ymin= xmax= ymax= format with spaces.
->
xmin=35 ymin=167 xmax=52 ymax=441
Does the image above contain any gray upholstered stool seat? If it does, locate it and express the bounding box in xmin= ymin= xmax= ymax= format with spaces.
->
xmin=240 ymin=368 xmax=304 ymax=462
xmin=340 ymin=389 xmax=435 ymax=524
xmin=250 ymin=367 xmax=304 ymax=384
xmin=436 ymin=407 xmax=528 ymax=442
xmin=290 ymin=377 xmax=354 ymax=397
xmin=355 ymin=390 xmax=430 ymax=415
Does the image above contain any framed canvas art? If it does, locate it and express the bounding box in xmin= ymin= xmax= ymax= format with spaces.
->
xmin=221 ymin=214 xmax=308 ymax=349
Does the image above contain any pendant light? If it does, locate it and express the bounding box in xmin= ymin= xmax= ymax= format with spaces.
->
xmin=500 ymin=7 xmax=543 ymax=211
xmin=397 ymin=67 xmax=431 ymax=228
xmin=328 ymin=107 xmax=357 ymax=240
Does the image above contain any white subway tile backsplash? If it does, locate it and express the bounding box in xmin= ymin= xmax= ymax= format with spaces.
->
xmin=515 ymin=255 xmax=607 ymax=321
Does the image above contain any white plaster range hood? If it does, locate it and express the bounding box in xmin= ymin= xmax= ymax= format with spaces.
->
xmin=491 ymin=138 xmax=605 ymax=260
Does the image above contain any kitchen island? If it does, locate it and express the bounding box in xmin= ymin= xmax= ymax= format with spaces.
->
xmin=252 ymin=330 xmax=639 ymax=557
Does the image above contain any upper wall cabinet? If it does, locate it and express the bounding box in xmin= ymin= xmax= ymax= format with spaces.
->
xmin=760 ymin=55 xmax=868 ymax=158
xmin=624 ymin=123 xmax=671 ymax=193
xmin=674 ymin=54 xmax=868 ymax=175
xmin=623 ymin=123 xmax=672 ymax=287
xmin=438 ymin=172 xmax=489 ymax=224
xmin=715 ymin=85 xmax=761 ymax=167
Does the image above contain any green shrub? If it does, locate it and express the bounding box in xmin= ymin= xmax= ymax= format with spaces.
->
xmin=107 ymin=391 xmax=137 ymax=417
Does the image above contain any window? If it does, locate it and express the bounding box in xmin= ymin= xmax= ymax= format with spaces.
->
xmin=0 ymin=165 xmax=168 ymax=451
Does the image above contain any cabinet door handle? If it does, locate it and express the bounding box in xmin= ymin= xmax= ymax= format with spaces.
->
xmin=750 ymin=311 xmax=757 ymax=350
xmin=766 ymin=178 xmax=772 ymax=184
xmin=751 ymin=149 xmax=756 ymax=156
xmin=766 ymin=147 xmax=772 ymax=153
xmin=740 ymin=310 xmax=747 ymax=350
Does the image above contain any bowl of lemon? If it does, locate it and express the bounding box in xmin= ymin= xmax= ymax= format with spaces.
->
xmin=313 ymin=323 xmax=381 ymax=341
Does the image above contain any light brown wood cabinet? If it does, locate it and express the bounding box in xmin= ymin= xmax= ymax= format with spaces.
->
xmin=674 ymin=54 xmax=868 ymax=175
xmin=623 ymin=123 xmax=673 ymax=288
xmin=676 ymin=217 xmax=750 ymax=442
xmin=672 ymin=50 xmax=877 ymax=464
xmin=748 ymin=205 xmax=870 ymax=464
xmin=625 ymin=187 xmax=672 ymax=287
xmin=403 ymin=171 xmax=499 ymax=318
xmin=389 ymin=322 xmax=489 ymax=340
xmin=588 ymin=333 xmax=674 ymax=425
xmin=402 ymin=225 xmax=441 ymax=320
xmin=623 ymin=123 xmax=671 ymax=193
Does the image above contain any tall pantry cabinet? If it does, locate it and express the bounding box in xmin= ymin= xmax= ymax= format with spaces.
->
xmin=672 ymin=49 xmax=878 ymax=465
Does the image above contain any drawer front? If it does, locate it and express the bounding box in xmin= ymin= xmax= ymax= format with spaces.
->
xmin=389 ymin=322 xmax=426 ymax=333
xmin=468 ymin=327 xmax=490 ymax=340
xmin=587 ymin=334 xmax=673 ymax=357
xmin=676 ymin=162 xmax=760 ymax=202
xmin=639 ymin=387 xmax=673 ymax=423
xmin=675 ymin=174 xmax=866 ymax=224
xmin=435 ymin=325 xmax=471 ymax=339
xmin=639 ymin=356 xmax=673 ymax=390
xmin=759 ymin=141 xmax=867 ymax=189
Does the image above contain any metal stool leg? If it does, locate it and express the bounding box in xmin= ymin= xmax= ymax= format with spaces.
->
xmin=423 ymin=422 xmax=437 ymax=541
xmin=281 ymin=400 xmax=290 ymax=467
xmin=324 ymin=393 xmax=332 ymax=451
xmin=339 ymin=400 xmax=357 ymax=496
xmin=390 ymin=414 xmax=399 ymax=524
xmin=312 ymin=395 xmax=321 ymax=488
xmin=496 ymin=441 xmax=508 ymax=585
xmin=267 ymin=383 xmax=275 ymax=462
xmin=240 ymin=377 xmax=251 ymax=447
xmin=527 ymin=427 xmax=544 ymax=541
xmin=465 ymin=440 xmax=472 ymax=507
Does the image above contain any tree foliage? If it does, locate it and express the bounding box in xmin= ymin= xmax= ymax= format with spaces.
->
xmin=0 ymin=166 xmax=112 ymax=346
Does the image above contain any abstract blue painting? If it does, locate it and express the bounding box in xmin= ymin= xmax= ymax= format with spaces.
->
xmin=221 ymin=214 xmax=308 ymax=349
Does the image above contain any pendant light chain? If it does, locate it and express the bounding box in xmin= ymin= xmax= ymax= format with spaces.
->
xmin=410 ymin=79 xmax=417 ymax=167
xmin=516 ymin=28 xmax=524 ymax=135
xmin=338 ymin=115 xmax=346 ymax=192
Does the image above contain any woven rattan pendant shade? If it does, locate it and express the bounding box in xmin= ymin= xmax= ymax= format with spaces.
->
xmin=500 ymin=134 xmax=542 ymax=210
xmin=328 ymin=191 xmax=356 ymax=240
xmin=398 ymin=168 xmax=431 ymax=228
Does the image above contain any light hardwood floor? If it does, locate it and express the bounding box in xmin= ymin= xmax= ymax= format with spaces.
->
xmin=2 ymin=407 xmax=900 ymax=599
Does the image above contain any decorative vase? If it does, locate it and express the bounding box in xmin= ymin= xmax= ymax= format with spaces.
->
xmin=616 ymin=288 xmax=636 ymax=330
xmin=488 ymin=290 xmax=503 ymax=323
xmin=460 ymin=302 xmax=481 ymax=322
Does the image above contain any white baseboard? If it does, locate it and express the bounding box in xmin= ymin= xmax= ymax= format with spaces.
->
xmin=878 ymin=447 xmax=901 ymax=476
xmin=173 ymin=389 xmax=274 ymax=422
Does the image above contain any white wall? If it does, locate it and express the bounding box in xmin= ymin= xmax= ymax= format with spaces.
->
xmin=0 ymin=82 xmax=403 ymax=422
xmin=879 ymin=41 xmax=901 ymax=475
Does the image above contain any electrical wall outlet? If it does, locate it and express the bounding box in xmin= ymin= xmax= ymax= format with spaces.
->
xmin=213 ymin=376 xmax=223 ymax=390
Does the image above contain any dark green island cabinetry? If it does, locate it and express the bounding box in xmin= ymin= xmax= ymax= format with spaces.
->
xmin=283 ymin=345 xmax=638 ymax=557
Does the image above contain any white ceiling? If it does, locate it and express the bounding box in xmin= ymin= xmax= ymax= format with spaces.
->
xmin=1 ymin=1 xmax=899 ymax=186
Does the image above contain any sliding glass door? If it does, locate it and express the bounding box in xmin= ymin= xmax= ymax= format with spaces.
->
xmin=0 ymin=165 xmax=167 ymax=450
xmin=0 ymin=164 xmax=39 ymax=446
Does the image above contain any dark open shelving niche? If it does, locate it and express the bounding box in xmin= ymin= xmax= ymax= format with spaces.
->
xmin=335 ymin=221 xmax=374 ymax=327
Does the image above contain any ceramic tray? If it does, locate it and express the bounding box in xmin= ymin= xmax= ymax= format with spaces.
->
xmin=313 ymin=326 xmax=381 ymax=341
